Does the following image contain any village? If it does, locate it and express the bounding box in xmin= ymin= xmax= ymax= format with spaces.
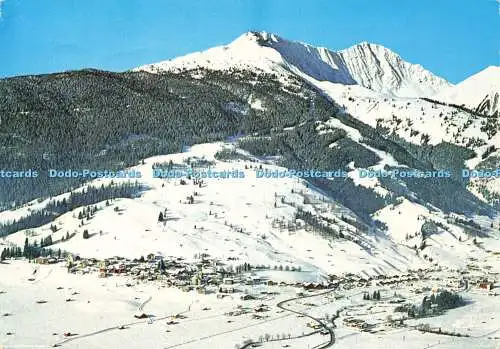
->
xmin=32 ymin=252 xmax=337 ymax=293
xmin=30 ymin=250 xmax=499 ymax=297
xmin=2 ymin=248 xmax=499 ymax=349
xmin=30 ymin=251 xmax=499 ymax=317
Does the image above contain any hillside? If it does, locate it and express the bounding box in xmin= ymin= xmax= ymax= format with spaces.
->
xmin=0 ymin=68 xmax=330 ymax=206
xmin=435 ymin=66 xmax=500 ymax=116
xmin=2 ymin=142 xmax=499 ymax=279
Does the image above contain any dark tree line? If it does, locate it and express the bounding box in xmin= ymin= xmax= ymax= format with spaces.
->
xmin=295 ymin=209 xmax=339 ymax=238
xmin=0 ymin=182 xmax=144 ymax=237
xmin=1 ymin=238 xmax=64 ymax=261
xmin=396 ymin=290 xmax=465 ymax=318
xmin=363 ymin=290 xmax=381 ymax=300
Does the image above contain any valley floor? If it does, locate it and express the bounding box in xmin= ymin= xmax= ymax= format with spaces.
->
xmin=1 ymin=260 xmax=499 ymax=349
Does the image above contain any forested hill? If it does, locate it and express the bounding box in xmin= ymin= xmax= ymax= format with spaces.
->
xmin=0 ymin=69 xmax=333 ymax=206
xmin=0 ymin=68 xmax=495 ymax=222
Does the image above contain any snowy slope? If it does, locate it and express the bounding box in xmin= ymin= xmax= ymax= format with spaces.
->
xmin=435 ymin=66 xmax=500 ymax=116
xmin=3 ymin=142 xmax=499 ymax=279
xmin=338 ymin=42 xmax=451 ymax=97
xmin=3 ymin=32 xmax=499 ymax=279
xmin=291 ymin=66 xmax=499 ymax=205
xmin=133 ymin=31 xmax=500 ymax=169
xmin=134 ymin=32 xmax=288 ymax=76
xmin=314 ymin=79 xmax=498 ymax=148
xmin=0 ymin=143 xmax=422 ymax=277
xmin=134 ymin=31 xmax=451 ymax=98
xmin=288 ymin=69 xmax=499 ymax=161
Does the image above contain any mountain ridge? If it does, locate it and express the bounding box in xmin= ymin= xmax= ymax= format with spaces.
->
xmin=135 ymin=31 xmax=452 ymax=98
xmin=434 ymin=65 xmax=500 ymax=116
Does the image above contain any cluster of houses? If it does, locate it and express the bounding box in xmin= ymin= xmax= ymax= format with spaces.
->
xmin=30 ymin=253 xmax=338 ymax=295
xmin=224 ymin=303 xmax=271 ymax=317
xmin=342 ymin=317 xmax=372 ymax=330
xmin=33 ymin=253 xmax=497 ymax=299
xmin=445 ymin=269 xmax=496 ymax=294
xmin=34 ymin=256 xmax=60 ymax=264
xmin=266 ymin=280 xmax=334 ymax=290
xmin=477 ymin=279 xmax=495 ymax=291
xmin=60 ymin=254 xmax=227 ymax=289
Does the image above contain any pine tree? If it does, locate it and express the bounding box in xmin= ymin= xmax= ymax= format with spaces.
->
xmin=422 ymin=296 xmax=431 ymax=312
xmin=23 ymin=241 xmax=29 ymax=258
xmin=158 ymin=258 xmax=166 ymax=271
xmin=158 ymin=212 xmax=164 ymax=222
xmin=83 ymin=230 xmax=90 ymax=239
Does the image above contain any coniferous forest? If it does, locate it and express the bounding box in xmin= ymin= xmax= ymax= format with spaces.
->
xmin=0 ymin=182 xmax=144 ymax=236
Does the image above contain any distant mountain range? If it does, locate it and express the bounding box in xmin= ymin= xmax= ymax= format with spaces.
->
xmin=136 ymin=31 xmax=498 ymax=114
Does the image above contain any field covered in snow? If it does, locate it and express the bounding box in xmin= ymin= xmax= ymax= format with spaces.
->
xmin=1 ymin=259 xmax=499 ymax=349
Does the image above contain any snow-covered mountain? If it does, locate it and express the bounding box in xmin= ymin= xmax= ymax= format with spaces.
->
xmin=134 ymin=32 xmax=289 ymax=77
xmin=2 ymin=31 xmax=499 ymax=280
xmin=135 ymin=31 xmax=451 ymax=98
xmin=134 ymin=31 xmax=499 ymax=206
xmin=435 ymin=65 xmax=500 ymax=116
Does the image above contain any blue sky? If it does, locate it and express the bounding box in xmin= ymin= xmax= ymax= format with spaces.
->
xmin=0 ymin=0 xmax=498 ymax=82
